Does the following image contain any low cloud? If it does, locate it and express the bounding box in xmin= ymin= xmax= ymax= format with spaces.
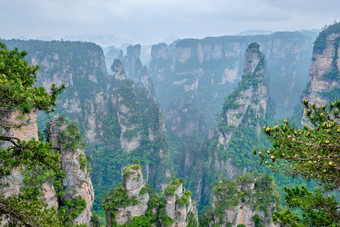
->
xmin=1 ymin=0 xmax=339 ymax=44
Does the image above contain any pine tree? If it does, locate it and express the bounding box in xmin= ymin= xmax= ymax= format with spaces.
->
xmin=255 ymin=99 xmax=340 ymax=226
xmin=0 ymin=41 xmax=65 ymax=226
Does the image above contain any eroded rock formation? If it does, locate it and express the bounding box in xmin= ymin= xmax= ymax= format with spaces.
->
xmin=218 ymin=42 xmax=269 ymax=148
xmin=105 ymin=164 xmax=198 ymax=227
xmin=47 ymin=116 xmax=94 ymax=225
xmin=164 ymin=180 xmax=199 ymax=227
xmin=106 ymin=164 xmax=149 ymax=226
xmin=304 ymin=22 xmax=340 ymax=105
xmin=209 ymin=173 xmax=280 ymax=227
xmin=2 ymin=40 xmax=172 ymax=211
xmin=149 ymin=32 xmax=315 ymax=138
xmin=178 ymin=42 xmax=271 ymax=208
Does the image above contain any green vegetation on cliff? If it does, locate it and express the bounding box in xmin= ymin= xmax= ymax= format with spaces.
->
xmin=313 ymin=22 xmax=340 ymax=53
xmin=103 ymin=164 xmax=197 ymax=227
xmin=200 ymin=172 xmax=281 ymax=226
xmin=89 ymin=78 xmax=172 ymax=213
xmin=0 ymin=41 xmax=65 ymax=226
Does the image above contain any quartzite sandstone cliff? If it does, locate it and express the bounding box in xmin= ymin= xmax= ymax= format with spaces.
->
xmin=304 ymin=22 xmax=340 ymax=105
xmin=47 ymin=116 xmax=94 ymax=225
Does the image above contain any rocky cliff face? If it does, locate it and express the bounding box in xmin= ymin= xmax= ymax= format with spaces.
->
xmin=0 ymin=110 xmax=39 ymax=198
xmin=0 ymin=110 xmax=38 ymax=148
xmin=2 ymin=39 xmax=172 ymax=211
xmin=0 ymin=111 xmax=94 ymax=224
xmin=166 ymin=101 xmax=206 ymax=138
xmin=209 ymin=173 xmax=280 ymax=227
xmin=120 ymin=44 xmax=144 ymax=82
xmin=149 ymin=32 xmax=315 ymax=139
xmin=2 ymin=40 xmax=109 ymax=144
xmin=217 ymin=42 xmax=269 ymax=150
xmin=0 ymin=110 xmax=61 ymax=225
xmin=164 ymin=180 xmax=199 ymax=227
xmin=105 ymin=164 xmax=149 ymax=226
xmin=104 ymin=164 xmax=198 ymax=227
xmin=47 ymin=116 xmax=94 ymax=225
xmin=304 ymin=22 xmax=340 ymax=105
xmin=112 ymin=59 xmax=127 ymax=80
xmin=178 ymin=43 xmax=271 ymax=209
xmin=119 ymin=44 xmax=155 ymax=99
xmin=102 ymin=60 xmax=172 ymax=190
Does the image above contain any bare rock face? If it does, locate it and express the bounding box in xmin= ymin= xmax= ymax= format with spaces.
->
xmin=219 ymin=42 xmax=268 ymax=145
xmin=305 ymin=23 xmax=340 ymax=105
xmin=0 ymin=110 xmax=59 ymax=220
xmin=149 ymin=32 xmax=315 ymax=139
xmin=0 ymin=111 xmax=40 ymax=199
xmin=112 ymin=59 xmax=126 ymax=80
xmin=178 ymin=43 xmax=271 ymax=209
xmin=113 ymin=87 xmax=143 ymax=152
xmin=212 ymin=42 xmax=269 ymax=179
xmin=2 ymin=40 xmax=110 ymax=144
xmin=166 ymin=101 xmax=206 ymax=138
xmin=47 ymin=116 xmax=94 ymax=226
xmin=0 ymin=110 xmax=38 ymax=148
xmin=107 ymin=164 xmax=149 ymax=226
xmin=0 ymin=110 xmax=38 ymax=197
xmin=39 ymin=182 xmax=59 ymax=208
xmin=210 ymin=174 xmax=280 ymax=227
xmin=0 ymin=167 xmax=25 ymax=198
xmin=2 ymin=39 xmax=172 ymax=213
xmin=120 ymin=44 xmax=144 ymax=82
xmin=164 ymin=181 xmax=199 ymax=227
xmin=215 ymin=203 xmax=277 ymax=227
xmin=105 ymin=165 xmax=198 ymax=227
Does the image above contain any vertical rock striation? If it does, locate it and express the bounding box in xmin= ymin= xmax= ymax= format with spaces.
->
xmin=47 ymin=116 xmax=94 ymax=225
xmin=2 ymin=39 xmax=172 ymax=211
xmin=0 ymin=110 xmax=59 ymax=208
xmin=105 ymin=164 xmax=149 ymax=226
xmin=164 ymin=179 xmax=199 ymax=227
xmin=2 ymin=40 xmax=110 ymax=144
xmin=218 ymin=42 xmax=269 ymax=148
xmin=104 ymin=164 xmax=198 ymax=227
xmin=304 ymin=22 xmax=340 ymax=105
xmin=120 ymin=44 xmax=144 ymax=82
xmin=149 ymin=32 xmax=315 ymax=141
xmin=178 ymin=42 xmax=271 ymax=209
xmin=209 ymin=173 xmax=280 ymax=227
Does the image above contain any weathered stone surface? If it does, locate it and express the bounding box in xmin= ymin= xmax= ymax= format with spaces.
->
xmin=114 ymin=166 xmax=149 ymax=226
xmin=211 ymin=179 xmax=278 ymax=227
xmin=0 ymin=110 xmax=59 ymax=223
xmin=47 ymin=116 xmax=94 ymax=226
xmin=39 ymin=182 xmax=58 ymax=208
xmin=306 ymin=32 xmax=340 ymax=105
xmin=0 ymin=168 xmax=24 ymax=198
xmin=0 ymin=110 xmax=39 ymax=197
xmin=112 ymin=59 xmax=126 ymax=80
xmin=218 ymin=204 xmax=278 ymax=227
xmin=0 ymin=110 xmax=38 ymax=147
xmin=165 ymin=183 xmax=199 ymax=227
xmin=2 ymin=39 xmax=172 ymax=215
xmin=166 ymin=101 xmax=206 ymax=138
xmin=215 ymin=44 xmax=269 ymax=177
xmin=149 ymin=32 xmax=315 ymax=140
xmin=120 ymin=44 xmax=143 ymax=82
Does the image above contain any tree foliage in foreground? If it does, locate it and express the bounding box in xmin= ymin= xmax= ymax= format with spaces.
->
xmin=255 ymin=99 xmax=340 ymax=226
xmin=0 ymin=41 xmax=66 ymax=226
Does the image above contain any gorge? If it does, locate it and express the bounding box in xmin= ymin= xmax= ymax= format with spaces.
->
xmin=0 ymin=21 xmax=339 ymax=226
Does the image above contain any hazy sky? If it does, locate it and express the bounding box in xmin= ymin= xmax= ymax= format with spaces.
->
xmin=1 ymin=0 xmax=339 ymax=45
